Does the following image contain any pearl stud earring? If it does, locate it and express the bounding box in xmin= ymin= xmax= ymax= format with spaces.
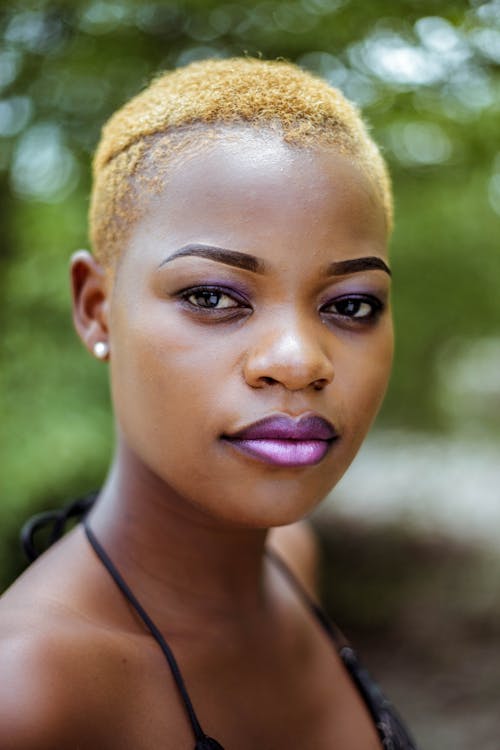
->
xmin=93 ymin=341 xmax=109 ymax=360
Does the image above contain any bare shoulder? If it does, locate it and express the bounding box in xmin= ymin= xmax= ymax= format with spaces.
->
xmin=0 ymin=597 xmax=127 ymax=749
xmin=0 ymin=533 xmax=188 ymax=750
xmin=268 ymin=519 xmax=320 ymax=597
xmin=0 ymin=616 xmax=85 ymax=748
xmin=0 ymin=532 xmax=140 ymax=749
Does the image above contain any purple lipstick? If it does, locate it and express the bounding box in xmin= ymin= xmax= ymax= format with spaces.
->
xmin=223 ymin=414 xmax=338 ymax=467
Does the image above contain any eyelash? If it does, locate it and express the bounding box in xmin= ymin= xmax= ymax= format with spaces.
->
xmin=178 ymin=285 xmax=251 ymax=317
xmin=320 ymin=294 xmax=384 ymax=323
xmin=177 ymin=286 xmax=383 ymax=324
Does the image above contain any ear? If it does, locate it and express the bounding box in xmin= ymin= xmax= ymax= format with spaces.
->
xmin=70 ymin=250 xmax=111 ymax=360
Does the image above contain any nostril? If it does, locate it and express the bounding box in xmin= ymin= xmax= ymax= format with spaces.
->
xmin=312 ymin=379 xmax=329 ymax=391
xmin=255 ymin=376 xmax=330 ymax=391
xmin=261 ymin=376 xmax=278 ymax=386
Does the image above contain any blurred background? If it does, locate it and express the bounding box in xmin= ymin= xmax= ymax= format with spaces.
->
xmin=0 ymin=0 xmax=499 ymax=746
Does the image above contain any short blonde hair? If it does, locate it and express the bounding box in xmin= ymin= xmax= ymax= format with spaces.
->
xmin=90 ymin=57 xmax=392 ymax=264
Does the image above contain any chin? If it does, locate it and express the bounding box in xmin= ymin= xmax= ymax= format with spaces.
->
xmin=184 ymin=472 xmax=336 ymax=530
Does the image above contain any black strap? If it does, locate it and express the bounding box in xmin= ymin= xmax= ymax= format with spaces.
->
xmin=83 ymin=517 xmax=224 ymax=750
xmin=20 ymin=497 xmax=417 ymax=749
xmin=266 ymin=549 xmax=418 ymax=749
xmin=265 ymin=546 xmax=349 ymax=650
xmin=194 ymin=739 xmax=225 ymax=750
xmin=20 ymin=494 xmax=97 ymax=562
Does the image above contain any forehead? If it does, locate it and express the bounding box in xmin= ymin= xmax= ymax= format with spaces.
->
xmin=123 ymin=127 xmax=388 ymax=268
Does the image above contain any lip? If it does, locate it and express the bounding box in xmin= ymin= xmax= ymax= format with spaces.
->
xmin=222 ymin=414 xmax=338 ymax=467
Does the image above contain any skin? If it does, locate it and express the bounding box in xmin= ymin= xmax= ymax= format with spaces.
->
xmin=0 ymin=127 xmax=392 ymax=749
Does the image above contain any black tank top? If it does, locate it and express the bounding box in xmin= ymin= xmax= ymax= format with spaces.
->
xmin=22 ymin=497 xmax=418 ymax=750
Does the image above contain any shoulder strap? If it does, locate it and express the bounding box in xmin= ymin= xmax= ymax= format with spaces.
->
xmin=83 ymin=518 xmax=224 ymax=750
xmin=266 ymin=548 xmax=419 ymax=750
xmin=265 ymin=546 xmax=350 ymax=651
xmin=20 ymin=493 xmax=97 ymax=562
xmin=20 ymin=500 xmax=416 ymax=749
xmin=20 ymin=497 xmax=224 ymax=750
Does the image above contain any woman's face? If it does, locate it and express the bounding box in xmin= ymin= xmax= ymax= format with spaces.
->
xmin=105 ymin=128 xmax=393 ymax=527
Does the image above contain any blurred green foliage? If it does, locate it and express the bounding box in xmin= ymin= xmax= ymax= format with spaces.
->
xmin=1 ymin=0 xmax=499 ymax=589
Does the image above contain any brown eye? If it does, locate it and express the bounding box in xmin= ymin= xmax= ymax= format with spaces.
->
xmin=321 ymin=295 xmax=383 ymax=320
xmin=334 ymin=298 xmax=373 ymax=318
xmin=186 ymin=290 xmax=239 ymax=309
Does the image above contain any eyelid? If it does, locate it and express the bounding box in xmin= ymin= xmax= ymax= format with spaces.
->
xmin=320 ymin=291 xmax=383 ymax=307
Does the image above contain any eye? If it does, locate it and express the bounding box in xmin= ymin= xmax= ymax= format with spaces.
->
xmin=185 ymin=288 xmax=239 ymax=309
xmin=177 ymin=285 xmax=251 ymax=319
xmin=321 ymin=294 xmax=383 ymax=321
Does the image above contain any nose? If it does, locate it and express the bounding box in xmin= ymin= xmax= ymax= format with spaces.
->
xmin=243 ymin=316 xmax=335 ymax=392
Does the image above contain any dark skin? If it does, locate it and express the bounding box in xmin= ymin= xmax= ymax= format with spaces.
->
xmin=0 ymin=128 xmax=392 ymax=749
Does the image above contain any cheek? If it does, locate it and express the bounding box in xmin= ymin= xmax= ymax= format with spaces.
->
xmin=336 ymin=323 xmax=393 ymax=434
xmin=108 ymin=303 xmax=229 ymax=458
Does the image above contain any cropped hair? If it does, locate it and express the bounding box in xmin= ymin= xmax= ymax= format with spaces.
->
xmin=90 ymin=57 xmax=392 ymax=265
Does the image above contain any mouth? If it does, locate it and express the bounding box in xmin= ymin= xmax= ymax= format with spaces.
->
xmin=222 ymin=413 xmax=339 ymax=468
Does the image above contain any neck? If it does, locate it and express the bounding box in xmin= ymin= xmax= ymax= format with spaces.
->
xmin=88 ymin=439 xmax=270 ymax=634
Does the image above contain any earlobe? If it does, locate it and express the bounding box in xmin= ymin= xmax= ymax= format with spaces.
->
xmin=70 ymin=250 xmax=111 ymax=360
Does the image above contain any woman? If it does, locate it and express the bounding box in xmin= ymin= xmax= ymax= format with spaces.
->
xmin=0 ymin=58 xmax=416 ymax=749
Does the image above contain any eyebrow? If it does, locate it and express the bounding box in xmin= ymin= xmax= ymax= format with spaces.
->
xmin=158 ymin=244 xmax=266 ymax=274
xmin=326 ymin=257 xmax=392 ymax=277
xmin=158 ymin=244 xmax=391 ymax=277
